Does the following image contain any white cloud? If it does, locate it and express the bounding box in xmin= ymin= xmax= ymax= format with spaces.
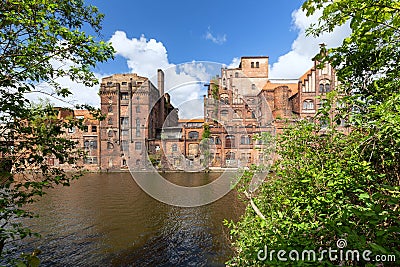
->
xmin=227 ymin=57 xmax=240 ymax=68
xmin=109 ymin=31 xmax=173 ymax=78
xmin=24 ymin=58 xmax=107 ymax=108
xmin=204 ymin=27 xmax=227 ymax=45
xmin=269 ymin=7 xmax=351 ymax=79
xmin=162 ymin=62 xmax=221 ymax=118
xmin=109 ymin=31 xmax=222 ymax=118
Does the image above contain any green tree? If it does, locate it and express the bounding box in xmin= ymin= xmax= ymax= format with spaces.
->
xmin=304 ymin=0 xmax=400 ymax=181
xmin=0 ymin=0 xmax=114 ymax=263
xmin=200 ymin=123 xmax=211 ymax=170
xmin=226 ymin=1 xmax=400 ymax=266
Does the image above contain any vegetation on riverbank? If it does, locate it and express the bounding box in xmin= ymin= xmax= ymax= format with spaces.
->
xmin=0 ymin=1 xmax=114 ymax=265
xmin=227 ymin=0 xmax=400 ymax=266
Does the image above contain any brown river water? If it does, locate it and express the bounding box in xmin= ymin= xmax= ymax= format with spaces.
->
xmin=8 ymin=172 xmax=244 ymax=266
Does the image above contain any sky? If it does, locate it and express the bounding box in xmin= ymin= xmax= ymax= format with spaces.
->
xmin=32 ymin=0 xmax=351 ymax=118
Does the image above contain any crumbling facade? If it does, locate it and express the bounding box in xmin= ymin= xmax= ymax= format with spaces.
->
xmin=98 ymin=71 xmax=178 ymax=171
xmin=202 ymin=56 xmax=338 ymax=168
xmin=69 ymin=56 xmax=338 ymax=171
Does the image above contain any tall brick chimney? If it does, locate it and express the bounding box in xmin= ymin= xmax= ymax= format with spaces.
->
xmin=158 ymin=69 xmax=165 ymax=124
xmin=273 ymin=86 xmax=291 ymax=119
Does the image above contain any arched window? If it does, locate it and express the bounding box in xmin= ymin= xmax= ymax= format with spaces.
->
xmin=172 ymin=144 xmax=178 ymax=152
xmin=214 ymin=136 xmax=221 ymax=145
xmin=325 ymin=83 xmax=331 ymax=92
xmin=319 ymin=84 xmax=324 ymax=93
xmin=251 ymin=62 xmax=254 ymax=68
xmin=251 ymin=84 xmax=256 ymax=90
xmin=223 ymin=78 xmax=226 ymax=87
xmin=226 ymin=152 xmax=235 ymax=160
xmin=225 ymin=135 xmax=235 ymax=148
xmin=303 ymin=99 xmax=315 ymax=110
xmin=188 ymin=131 xmax=199 ymax=140
xmin=107 ymin=142 xmax=114 ymax=150
xmin=108 ymin=117 xmax=113 ymax=125
xmin=220 ymin=94 xmax=229 ymax=104
xmin=108 ymin=105 xmax=113 ymax=113
xmin=319 ymin=80 xmax=331 ymax=93
xmin=108 ymin=130 xmax=114 ymax=137
xmin=256 ymin=62 xmax=259 ymax=68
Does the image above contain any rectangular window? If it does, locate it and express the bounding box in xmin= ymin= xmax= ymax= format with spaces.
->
xmin=121 ymin=129 xmax=129 ymax=136
xmin=90 ymin=140 xmax=97 ymax=149
xmin=91 ymin=126 xmax=97 ymax=133
xmin=121 ymin=140 xmax=129 ymax=152
xmin=120 ymin=92 xmax=129 ymax=100
xmin=136 ymin=118 xmax=141 ymax=137
xmin=172 ymin=144 xmax=178 ymax=152
xmin=135 ymin=142 xmax=142 ymax=151
xmin=84 ymin=140 xmax=97 ymax=149
xmin=120 ymin=117 xmax=129 ymax=126
xmin=84 ymin=126 xmax=89 ymax=132
xmin=84 ymin=157 xmax=98 ymax=164
xmin=136 ymin=106 xmax=140 ymax=113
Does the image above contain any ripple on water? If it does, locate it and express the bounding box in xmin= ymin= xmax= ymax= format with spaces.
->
xmin=5 ymin=172 xmax=244 ymax=266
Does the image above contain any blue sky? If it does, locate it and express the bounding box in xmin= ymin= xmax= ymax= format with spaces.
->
xmin=35 ymin=1 xmax=350 ymax=118
xmin=90 ymin=0 xmax=306 ymax=74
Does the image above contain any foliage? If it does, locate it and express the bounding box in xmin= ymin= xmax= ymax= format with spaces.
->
xmin=202 ymin=123 xmax=210 ymax=139
xmin=226 ymin=1 xmax=400 ymax=266
xmin=227 ymin=121 xmax=399 ymax=266
xmin=12 ymin=249 xmax=41 ymax=267
xmin=304 ymin=0 xmax=400 ymax=182
xmin=200 ymin=123 xmax=211 ymax=169
xmin=148 ymin=154 xmax=161 ymax=168
xmin=210 ymin=78 xmax=219 ymax=100
xmin=0 ymin=0 xmax=114 ymax=263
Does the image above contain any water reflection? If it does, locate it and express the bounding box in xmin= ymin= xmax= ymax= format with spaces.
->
xmin=12 ymin=172 xmax=243 ymax=266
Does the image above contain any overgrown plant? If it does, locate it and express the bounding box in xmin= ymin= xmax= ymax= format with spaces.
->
xmin=0 ymin=0 xmax=114 ymax=264
xmin=200 ymin=123 xmax=211 ymax=170
xmin=226 ymin=0 xmax=400 ymax=265
xmin=227 ymin=120 xmax=399 ymax=266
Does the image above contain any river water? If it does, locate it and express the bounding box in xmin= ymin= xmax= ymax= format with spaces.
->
xmin=11 ymin=172 xmax=244 ymax=266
